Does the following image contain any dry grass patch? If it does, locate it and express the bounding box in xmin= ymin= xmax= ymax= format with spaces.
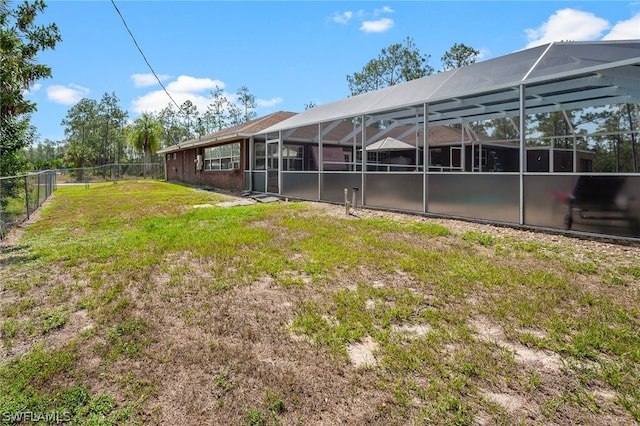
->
xmin=1 ymin=181 xmax=639 ymax=425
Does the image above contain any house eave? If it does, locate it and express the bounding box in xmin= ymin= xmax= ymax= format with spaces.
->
xmin=157 ymin=132 xmax=253 ymax=154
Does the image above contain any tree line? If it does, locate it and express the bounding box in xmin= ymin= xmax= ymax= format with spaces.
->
xmin=33 ymin=85 xmax=260 ymax=171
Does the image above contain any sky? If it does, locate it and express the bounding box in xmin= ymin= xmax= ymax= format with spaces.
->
xmin=23 ymin=0 xmax=640 ymax=142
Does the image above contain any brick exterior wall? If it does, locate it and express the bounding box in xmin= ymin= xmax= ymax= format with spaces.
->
xmin=164 ymin=140 xmax=246 ymax=192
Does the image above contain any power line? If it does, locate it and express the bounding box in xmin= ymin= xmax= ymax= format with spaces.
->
xmin=110 ymin=0 xmax=184 ymax=114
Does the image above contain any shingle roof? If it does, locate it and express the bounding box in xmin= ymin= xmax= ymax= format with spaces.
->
xmin=276 ymin=117 xmax=496 ymax=147
xmin=157 ymin=111 xmax=296 ymax=154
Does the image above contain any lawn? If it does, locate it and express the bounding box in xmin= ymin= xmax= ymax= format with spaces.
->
xmin=0 ymin=181 xmax=639 ymax=425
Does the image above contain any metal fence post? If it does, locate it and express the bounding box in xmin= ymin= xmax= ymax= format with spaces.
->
xmin=24 ymin=175 xmax=30 ymax=220
xmin=0 ymin=176 xmax=3 ymax=227
xmin=37 ymin=172 xmax=41 ymax=207
xmin=0 ymin=177 xmax=3 ymax=240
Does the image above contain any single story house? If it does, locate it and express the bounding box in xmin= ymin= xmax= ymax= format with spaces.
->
xmin=161 ymin=41 xmax=640 ymax=240
xmin=158 ymin=111 xmax=296 ymax=192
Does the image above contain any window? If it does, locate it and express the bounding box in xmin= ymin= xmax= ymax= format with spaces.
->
xmin=580 ymin=158 xmax=593 ymax=172
xmin=474 ymin=149 xmax=488 ymax=171
xmin=282 ymin=145 xmax=304 ymax=171
xmin=429 ymin=148 xmax=442 ymax=166
xmin=254 ymin=142 xmax=266 ymax=170
xmin=204 ymin=143 xmax=241 ymax=171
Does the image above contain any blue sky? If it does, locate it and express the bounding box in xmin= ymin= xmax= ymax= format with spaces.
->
xmin=25 ymin=1 xmax=640 ymax=142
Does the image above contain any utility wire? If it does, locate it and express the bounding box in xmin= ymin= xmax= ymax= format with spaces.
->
xmin=110 ymin=0 xmax=184 ymax=114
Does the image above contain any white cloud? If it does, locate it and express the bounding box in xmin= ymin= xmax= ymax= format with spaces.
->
xmin=332 ymin=6 xmax=394 ymax=33
xmin=46 ymin=84 xmax=90 ymax=105
xmin=525 ymin=9 xmax=610 ymax=48
xmin=360 ymin=18 xmax=394 ymax=33
xmin=131 ymin=90 xmax=213 ymax=115
xmin=166 ymin=75 xmax=224 ymax=93
xmin=130 ymin=75 xmax=227 ymax=114
xmin=256 ymin=97 xmax=283 ymax=108
xmin=373 ymin=6 xmax=393 ymax=16
xmin=131 ymin=73 xmax=171 ymax=88
xmin=131 ymin=75 xmax=281 ymax=116
xmin=602 ymin=13 xmax=640 ymax=40
xmin=477 ymin=48 xmax=490 ymax=61
xmin=333 ymin=11 xmax=353 ymax=25
xmin=23 ymin=83 xmax=42 ymax=96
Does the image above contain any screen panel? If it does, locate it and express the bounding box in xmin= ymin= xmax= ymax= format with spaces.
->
xmin=428 ymin=174 xmax=520 ymax=223
xmin=321 ymin=173 xmax=362 ymax=204
xmin=365 ymin=173 xmax=423 ymax=212
xmin=524 ymin=175 xmax=640 ymax=238
xmin=281 ymin=172 xmax=319 ymax=200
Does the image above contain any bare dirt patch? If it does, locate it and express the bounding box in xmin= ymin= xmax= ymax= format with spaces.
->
xmin=472 ymin=317 xmax=562 ymax=373
xmin=483 ymin=390 xmax=527 ymax=413
xmin=347 ymin=336 xmax=378 ymax=367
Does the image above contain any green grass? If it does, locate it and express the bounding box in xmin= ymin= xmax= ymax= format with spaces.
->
xmin=461 ymin=229 xmax=495 ymax=246
xmin=39 ymin=305 xmax=69 ymax=334
xmin=1 ymin=181 xmax=638 ymax=425
xmin=0 ymin=343 xmax=136 ymax=425
xmin=104 ymin=317 xmax=149 ymax=361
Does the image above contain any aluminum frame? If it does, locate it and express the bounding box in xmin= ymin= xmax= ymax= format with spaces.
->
xmin=253 ymin=41 xmax=640 ymax=239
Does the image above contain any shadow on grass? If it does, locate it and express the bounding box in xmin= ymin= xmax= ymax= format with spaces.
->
xmin=0 ymin=244 xmax=34 ymax=266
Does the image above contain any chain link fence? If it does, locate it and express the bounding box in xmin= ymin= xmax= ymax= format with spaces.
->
xmin=0 ymin=163 xmax=164 ymax=240
xmin=0 ymin=170 xmax=57 ymax=240
xmin=55 ymin=163 xmax=164 ymax=184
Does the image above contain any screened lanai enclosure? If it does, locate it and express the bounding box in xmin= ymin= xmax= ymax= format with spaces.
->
xmin=246 ymin=41 xmax=640 ymax=239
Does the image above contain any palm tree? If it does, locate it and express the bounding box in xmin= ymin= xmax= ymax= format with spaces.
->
xmin=129 ymin=112 xmax=161 ymax=177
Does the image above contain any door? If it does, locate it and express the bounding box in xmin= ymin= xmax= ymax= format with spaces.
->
xmin=267 ymin=141 xmax=279 ymax=193
xmin=450 ymin=147 xmax=462 ymax=170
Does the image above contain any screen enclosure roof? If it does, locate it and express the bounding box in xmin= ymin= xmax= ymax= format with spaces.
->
xmin=262 ymin=40 xmax=640 ymax=134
